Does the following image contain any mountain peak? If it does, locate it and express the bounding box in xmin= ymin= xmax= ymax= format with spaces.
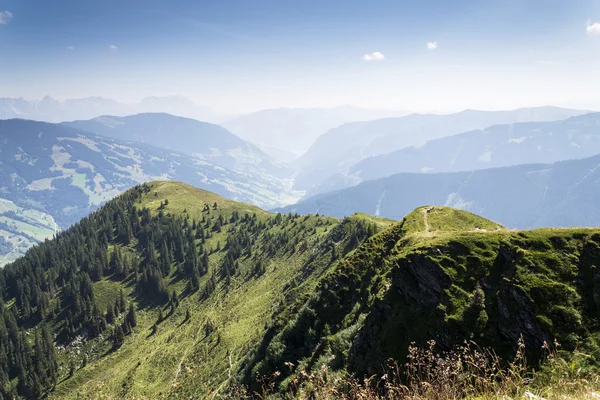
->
xmin=138 ymin=180 xmax=267 ymax=218
xmin=403 ymin=206 xmax=505 ymax=236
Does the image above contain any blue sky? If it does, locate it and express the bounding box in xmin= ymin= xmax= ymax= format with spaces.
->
xmin=0 ymin=0 xmax=599 ymax=113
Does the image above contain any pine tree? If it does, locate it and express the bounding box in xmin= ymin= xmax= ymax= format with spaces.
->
xmin=113 ymin=301 xmax=120 ymax=318
xmin=106 ymin=304 xmax=115 ymax=324
xmin=122 ymin=321 xmax=131 ymax=335
xmin=112 ymin=325 xmax=124 ymax=350
xmin=118 ymin=289 xmax=126 ymax=313
xmin=68 ymin=359 xmax=76 ymax=377
xmin=126 ymin=303 xmax=137 ymax=328
xmin=191 ymin=270 xmax=200 ymax=291
xmin=41 ymin=324 xmax=58 ymax=387
xmin=34 ymin=329 xmax=48 ymax=385
xmin=172 ymin=290 xmax=179 ymax=308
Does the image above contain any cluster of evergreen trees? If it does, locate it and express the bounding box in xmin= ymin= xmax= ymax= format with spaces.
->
xmin=0 ymin=307 xmax=57 ymax=398
xmin=0 ymin=184 xmax=265 ymax=397
xmin=0 ymin=181 xmax=378 ymax=398
xmin=0 ymin=184 xmax=150 ymax=398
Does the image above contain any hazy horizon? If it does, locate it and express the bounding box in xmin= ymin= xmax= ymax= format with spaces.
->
xmin=1 ymin=94 xmax=597 ymax=118
xmin=1 ymin=0 xmax=599 ymax=115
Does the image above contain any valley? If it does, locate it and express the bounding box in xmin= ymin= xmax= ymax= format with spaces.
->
xmin=0 ymin=197 xmax=57 ymax=264
xmin=0 ymin=118 xmax=301 ymax=266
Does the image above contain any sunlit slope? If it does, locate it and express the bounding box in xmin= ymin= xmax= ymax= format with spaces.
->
xmin=401 ymin=205 xmax=505 ymax=236
xmin=2 ymin=180 xmax=599 ymax=399
xmin=238 ymin=207 xmax=600 ymax=392
xmin=45 ymin=181 xmax=390 ymax=399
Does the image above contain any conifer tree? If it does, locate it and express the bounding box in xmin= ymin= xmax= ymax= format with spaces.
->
xmin=191 ymin=270 xmax=200 ymax=291
xmin=126 ymin=303 xmax=137 ymax=328
xmin=104 ymin=305 xmax=113 ymax=325
xmin=172 ymin=290 xmax=179 ymax=308
xmin=112 ymin=325 xmax=124 ymax=349
xmin=118 ymin=289 xmax=126 ymax=313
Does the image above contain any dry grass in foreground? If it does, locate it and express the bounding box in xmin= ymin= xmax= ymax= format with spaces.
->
xmin=229 ymin=338 xmax=600 ymax=399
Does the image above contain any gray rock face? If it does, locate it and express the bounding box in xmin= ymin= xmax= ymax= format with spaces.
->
xmin=348 ymin=242 xmax=554 ymax=376
xmin=393 ymin=254 xmax=452 ymax=308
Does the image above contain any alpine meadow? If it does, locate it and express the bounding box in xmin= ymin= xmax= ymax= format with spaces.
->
xmin=2 ymin=1 xmax=600 ymax=399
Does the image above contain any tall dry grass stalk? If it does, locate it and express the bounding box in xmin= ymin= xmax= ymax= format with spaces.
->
xmin=230 ymin=338 xmax=600 ymax=399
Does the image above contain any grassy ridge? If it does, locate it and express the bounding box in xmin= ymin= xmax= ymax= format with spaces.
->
xmin=233 ymin=206 xmax=600 ymax=396
xmin=4 ymin=182 xmax=598 ymax=399
xmin=48 ymin=181 xmax=387 ymax=399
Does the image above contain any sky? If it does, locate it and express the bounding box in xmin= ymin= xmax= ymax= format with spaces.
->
xmin=0 ymin=0 xmax=599 ymax=114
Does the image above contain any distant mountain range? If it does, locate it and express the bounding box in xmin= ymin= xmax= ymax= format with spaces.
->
xmin=0 ymin=118 xmax=298 ymax=265
xmin=3 ymin=105 xmax=600 ymax=266
xmin=292 ymin=106 xmax=591 ymax=193
xmin=222 ymin=106 xmax=406 ymax=161
xmin=63 ymin=113 xmax=291 ymax=178
xmin=313 ymin=112 xmax=600 ymax=194
xmin=0 ymin=95 xmax=223 ymax=123
xmin=278 ymin=152 xmax=600 ymax=229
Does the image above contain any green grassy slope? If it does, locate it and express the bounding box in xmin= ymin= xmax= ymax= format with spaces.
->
xmin=241 ymin=206 xmax=600 ymax=392
xmin=2 ymin=183 xmax=600 ymax=399
xmin=44 ymin=181 xmax=387 ymax=399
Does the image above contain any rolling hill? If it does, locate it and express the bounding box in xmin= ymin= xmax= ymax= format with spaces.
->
xmin=292 ymin=106 xmax=590 ymax=193
xmin=63 ymin=113 xmax=291 ymax=179
xmin=0 ymin=119 xmax=299 ymax=266
xmin=278 ymin=152 xmax=600 ymax=230
xmin=1 ymin=181 xmax=599 ymax=398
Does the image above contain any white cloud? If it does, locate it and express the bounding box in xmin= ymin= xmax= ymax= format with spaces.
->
xmin=427 ymin=41 xmax=438 ymax=50
xmin=587 ymin=21 xmax=600 ymax=36
xmin=67 ymin=46 xmax=75 ymax=51
xmin=109 ymin=44 xmax=118 ymax=51
xmin=0 ymin=10 xmax=13 ymax=24
xmin=363 ymin=51 xmax=385 ymax=61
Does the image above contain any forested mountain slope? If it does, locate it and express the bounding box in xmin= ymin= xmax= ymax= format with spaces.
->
xmin=0 ymin=119 xmax=297 ymax=266
xmin=1 ymin=182 xmax=599 ymax=399
xmin=0 ymin=181 xmax=385 ymax=398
